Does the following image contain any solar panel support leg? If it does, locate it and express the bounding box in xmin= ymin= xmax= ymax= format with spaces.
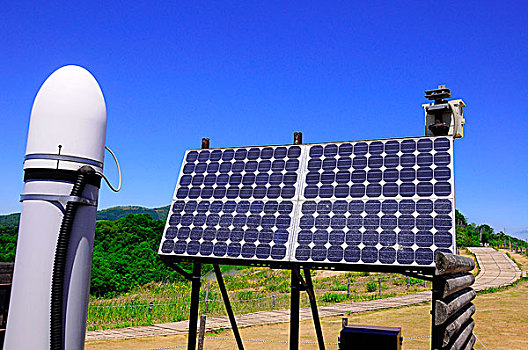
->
xmin=188 ymin=263 xmax=201 ymax=350
xmin=213 ymin=264 xmax=245 ymax=350
xmin=290 ymin=268 xmax=301 ymax=350
xmin=303 ymin=268 xmax=326 ymax=350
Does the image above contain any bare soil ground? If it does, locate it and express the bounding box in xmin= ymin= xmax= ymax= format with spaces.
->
xmin=86 ymin=278 xmax=528 ymax=350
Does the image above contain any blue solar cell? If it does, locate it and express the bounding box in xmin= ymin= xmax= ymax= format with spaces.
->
xmin=417 ymin=139 xmax=433 ymax=152
xmin=295 ymin=245 xmax=311 ymax=261
xmin=415 ymin=248 xmax=433 ymax=264
xmin=322 ymin=158 xmax=337 ymax=170
xmin=350 ymin=184 xmax=365 ymax=197
xmin=434 ymin=137 xmax=450 ymax=151
xmin=271 ymin=245 xmax=287 ymax=259
xmin=379 ymin=247 xmax=396 ymax=264
xmin=434 ymin=182 xmax=451 ymax=196
xmin=324 ymin=144 xmax=338 ymax=156
xmin=367 ymin=169 xmax=382 ymax=182
xmin=200 ymin=242 xmax=214 ymax=256
xmin=383 ymin=183 xmax=398 ymax=197
xmin=368 ymin=155 xmax=383 ymax=168
xmin=417 ymin=153 xmax=433 ymax=166
xmin=416 ymin=231 xmax=433 ymax=247
xmin=384 ymin=140 xmax=399 ymax=154
xmin=400 ymin=169 xmax=415 ymax=182
xmin=351 ymin=170 xmax=367 ymax=183
xmin=362 ymin=247 xmax=378 ymax=263
xmin=228 ymin=243 xmax=242 ymax=257
xmin=434 ymin=199 xmax=452 ymax=214
xmin=399 ymin=183 xmax=416 ymax=197
xmin=287 ymin=146 xmax=302 ymax=158
xmin=242 ymin=243 xmax=257 ymax=258
xmin=397 ymin=248 xmax=414 ymax=264
xmin=400 ymin=140 xmax=416 ymax=153
xmin=365 ymin=200 xmax=381 ymax=213
xmin=329 ymin=230 xmax=345 ymax=245
xmin=186 ymin=151 xmax=198 ymax=162
xmin=162 ymin=240 xmax=174 ymax=253
xmin=383 ymin=169 xmax=399 ymax=182
xmin=256 ymin=244 xmax=271 ymax=259
xmin=339 ymin=143 xmax=353 ymax=156
xmin=380 ymin=231 xmax=396 ymax=246
xmin=312 ymin=246 xmax=327 ymax=261
xmin=274 ymin=147 xmax=287 ymax=158
xmin=187 ymin=241 xmax=200 ymax=255
xmin=328 ymin=246 xmax=344 ymax=262
xmin=366 ymin=184 xmax=382 ymax=197
xmin=417 ymin=182 xmax=433 ymax=196
xmin=434 ymin=232 xmax=453 ymax=248
xmin=198 ymin=150 xmax=210 ymax=161
xmin=313 ymin=230 xmax=329 ymax=244
xmin=334 ymin=184 xmax=349 ymax=197
xmin=416 ymin=215 xmax=433 ymax=230
xmin=344 ymin=246 xmax=361 ymax=262
xmin=362 ymin=231 xmax=379 ymax=245
xmin=381 ymin=215 xmax=397 ymax=229
xmin=354 ymin=142 xmax=368 ymax=155
xmin=333 ymin=200 xmax=348 ymax=213
xmin=398 ymin=230 xmax=414 ymax=246
xmin=210 ymin=150 xmax=222 ymax=160
xmin=353 ymin=156 xmax=367 ymax=169
xmin=346 ymin=230 xmax=362 ymax=244
xmin=381 ymin=200 xmax=398 ymax=214
xmin=434 ymin=152 xmax=451 ymax=166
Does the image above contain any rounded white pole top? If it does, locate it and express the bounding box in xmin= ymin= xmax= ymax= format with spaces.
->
xmin=24 ymin=65 xmax=107 ymax=173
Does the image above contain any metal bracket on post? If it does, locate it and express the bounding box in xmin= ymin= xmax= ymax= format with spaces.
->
xmin=167 ymin=263 xmax=194 ymax=282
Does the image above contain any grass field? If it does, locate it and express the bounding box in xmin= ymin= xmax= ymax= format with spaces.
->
xmin=87 ymin=268 xmax=430 ymax=330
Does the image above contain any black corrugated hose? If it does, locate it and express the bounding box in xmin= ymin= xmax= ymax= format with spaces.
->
xmin=50 ymin=166 xmax=95 ymax=350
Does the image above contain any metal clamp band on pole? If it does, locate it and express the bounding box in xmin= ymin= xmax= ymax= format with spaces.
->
xmin=24 ymin=153 xmax=103 ymax=168
xmin=20 ymin=194 xmax=98 ymax=206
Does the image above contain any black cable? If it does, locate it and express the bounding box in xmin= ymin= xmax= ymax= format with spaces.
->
xmin=50 ymin=166 xmax=95 ymax=350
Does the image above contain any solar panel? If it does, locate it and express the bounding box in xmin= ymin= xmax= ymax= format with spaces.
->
xmin=159 ymin=136 xmax=455 ymax=269
xmin=160 ymin=145 xmax=304 ymax=262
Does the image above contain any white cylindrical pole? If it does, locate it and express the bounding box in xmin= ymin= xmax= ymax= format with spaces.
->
xmin=4 ymin=65 xmax=107 ymax=350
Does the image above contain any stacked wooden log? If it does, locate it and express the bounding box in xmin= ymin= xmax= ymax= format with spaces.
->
xmin=432 ymin=252 xmax=476 ymax=350
xmin=0 ymin=262 xmax=14 ymax=347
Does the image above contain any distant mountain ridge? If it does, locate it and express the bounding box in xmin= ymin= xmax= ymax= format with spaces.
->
xmin=0 ymin=205 xmax=171 ymax=227
xmin=96 ymin=206 xmax=170 ymax=221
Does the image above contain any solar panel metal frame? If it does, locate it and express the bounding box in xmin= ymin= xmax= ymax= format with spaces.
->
xmin=159 ymin=136 xmax=455 ymax=275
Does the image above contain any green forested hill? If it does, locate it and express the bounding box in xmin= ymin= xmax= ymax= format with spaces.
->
xmin=96 ymin=205 xmax=170 ymax=221
xmin=0 ymin=205 xmax=171 ymax=227
xmin=0 ymin=213 xmax=21 ymax=227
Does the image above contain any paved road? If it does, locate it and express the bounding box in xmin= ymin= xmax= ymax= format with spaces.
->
xmin=467 ymin=247 xmax=521 ymax=291
xmin=86 ymin=247 xmax=521 ymax=342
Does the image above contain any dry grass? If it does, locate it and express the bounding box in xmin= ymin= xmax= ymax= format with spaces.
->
xmin=86 ymin=278 xmax=528 ymax=350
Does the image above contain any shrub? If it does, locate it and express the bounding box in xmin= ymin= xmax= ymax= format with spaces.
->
xmin=366 ymin=281 xmax=377 ymax=292
xmin=321 ymin=292 xmax=348 ymax=303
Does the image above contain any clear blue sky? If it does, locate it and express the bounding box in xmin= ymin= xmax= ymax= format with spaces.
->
xmin=1 ymin=1 xmax=527 ymax=239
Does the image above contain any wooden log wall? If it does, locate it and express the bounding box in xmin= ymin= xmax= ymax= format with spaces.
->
xmin=432 ymin=252 xmax=476 ymax=350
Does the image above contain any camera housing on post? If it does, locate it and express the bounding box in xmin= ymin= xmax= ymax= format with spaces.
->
xmin=423 ymin=85 xmax=466 ymax=138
